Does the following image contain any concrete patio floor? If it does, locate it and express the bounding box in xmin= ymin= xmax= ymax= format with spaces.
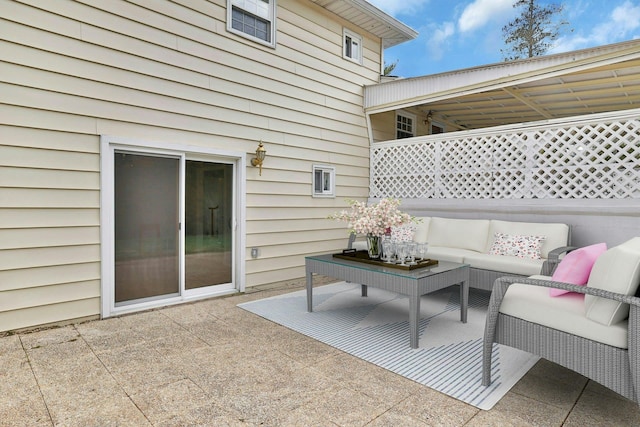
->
xmin=2 ymin=279 xmax=639 ymax=427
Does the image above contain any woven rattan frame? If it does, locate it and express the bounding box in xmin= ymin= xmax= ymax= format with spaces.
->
xmin=469 ymin=268 xmax=524 ymax=291
xmin=482 ymin=276 xmax=640 ymax=406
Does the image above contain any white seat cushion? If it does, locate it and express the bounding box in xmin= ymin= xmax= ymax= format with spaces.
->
xmin=499 ymin=278 xmax=628 ymax=349
xmin=463 ymin=253 xmax=543 ymax=276
xmin=426 ymin=246 xmax=475 ymax=263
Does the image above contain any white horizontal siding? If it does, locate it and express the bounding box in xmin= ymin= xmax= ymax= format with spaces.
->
xmin=3 ymin=2 xmax=370 ymax=104
xmin=0 ymin=167 xmax=99 ymax=190
xmin=0 ymin=298 xmax=100 ymax=332
xmin=247 ymin=244 xmax=342 ymax=271
xmin=245 ymin=205 xmax=348 ymax=221
xmin=0 ymin=0 xmax=382 ymax=331
xmin=247 ymin=228 xmax=349 ymax=247
xmin=1 ymin=188 xmax=100 ymax=208
xmin=245 ymin=218 xmax=340 ymax=234
xmin=0 ymin=227 xmax=100 ymax=250
xmin=0 ymin=263 xmax=100 ymax=292
xmin=0 ymin=125 xmax=99 ymax=152
xmin=0 ymin=114 xmax=102 ymax=327
xmin=0 ymin=280 xmax=100 ymax=312
xmin=0 ymin=105 xmax=99 ymax=134
xmin=0 ymin=209 xmax=100 ymax=228
xmin=246 ymin=174 xmax=368 ymax=197
xmin=0 ymin=245 xmax=100 ymax=271
xmin=246 ymin=265 xmax=306 ymax=287
xmin=0 ymin=144 xmax=99 ymax=171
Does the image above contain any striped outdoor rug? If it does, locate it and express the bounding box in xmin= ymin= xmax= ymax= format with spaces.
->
xmin=238 ymin=281 xmax=538 ymax=410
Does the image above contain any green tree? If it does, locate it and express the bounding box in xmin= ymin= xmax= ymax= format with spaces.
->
xmin=383 ymin=60 xmax=398 ymax=76
xmin=501 ymin=0 xmax=570 ymax=61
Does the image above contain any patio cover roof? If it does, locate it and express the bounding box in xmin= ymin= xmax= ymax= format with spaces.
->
xmin=311 ymin=0 xmax=418 ymax=48
xmin=364 ymin=39 xmax=640 ymax=131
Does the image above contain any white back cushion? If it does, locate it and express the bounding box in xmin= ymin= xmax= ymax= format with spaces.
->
xmin=427 ymin=217 xmax=490 ymax=252
xmin=412 ymin=217 xmax=431 ymax=243
xmin=618 ymin=236 xmax=640 ymax=251
xmin=486 ymin=220 xmax=569 ymax=258
xmin=585 ymin=244 xmax=640 ymax=326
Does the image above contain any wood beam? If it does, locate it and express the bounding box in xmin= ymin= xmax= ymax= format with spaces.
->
xmin=502 ymin=86 xmax=553 ymax=119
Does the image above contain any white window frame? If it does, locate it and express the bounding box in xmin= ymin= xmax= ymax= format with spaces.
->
xmin=227 ymin=0 xmax=277 ymax=48
xmin=312 ymin=164 xmax=336 ymax=198
xmin=430 ymin=121 xmax=445 ymax=134
xmin=396 ymin=111 xmax=416 ymax=139
xmin=343 ymin=28 xmax=363 ymax=64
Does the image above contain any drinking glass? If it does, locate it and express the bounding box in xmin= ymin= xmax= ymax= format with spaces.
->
xmin=417 ymin=242 xmax=429 ymax=261
xmin=396 ymin=242 xmax=408 ymax=265
xmin=406 ymin=242 xmax=417 ymax=265
xmin=385 ymin=240 xmax=397 ymax=263
xmin=380 ymin=236 xmax=391 ymax=262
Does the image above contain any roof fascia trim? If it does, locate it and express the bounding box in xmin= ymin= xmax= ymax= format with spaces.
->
xmin=365 ymin=46 xmax=640 ymax=115
xmin=311 ymin=0 xmax=418 ymax=47
xmin=344 ymin=0 xmax=418 ymax=40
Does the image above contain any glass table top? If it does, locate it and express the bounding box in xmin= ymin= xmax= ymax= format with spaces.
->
xmin=306 ymin=253 xmax=469 ymax=279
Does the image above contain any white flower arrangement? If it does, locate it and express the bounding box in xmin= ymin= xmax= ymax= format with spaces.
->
xmin=329 ymin=198 xmax=413 ymax=237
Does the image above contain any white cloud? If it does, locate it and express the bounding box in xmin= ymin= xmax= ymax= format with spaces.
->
xmin=425 ymin=22 xmax=456 ymax=60
xmin=549 ymin=35 xmax=589 ymax=54
xmin=458 ymin=0 xmax=514 ymax=33
xmin=366 ymin=0 xmax=427 ymax=16
xmin=606 ymin=1 xmax=640 ymax=37
xmin=549 ymin=0 xmax=640 ymax=53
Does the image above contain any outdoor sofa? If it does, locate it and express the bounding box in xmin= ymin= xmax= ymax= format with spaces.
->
xmin=350 ymin=216 xmax=571 ymax=291
xmin=483 ymin=237 xmax=640 ymax=406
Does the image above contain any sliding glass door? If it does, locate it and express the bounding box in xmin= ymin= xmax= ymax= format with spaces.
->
xmin=114 ymin=153 xmax=180 ymax=303
xmin=112 ymin=151 xmax=235 ymax=308
xmin=185 ymin=160 xmax=233 ymax=290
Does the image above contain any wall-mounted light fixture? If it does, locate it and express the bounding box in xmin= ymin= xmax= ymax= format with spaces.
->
xmin=251 ymin=141 xmax=267 ymax=175
xmin=424 ymin=110 xmax=433 ymax=125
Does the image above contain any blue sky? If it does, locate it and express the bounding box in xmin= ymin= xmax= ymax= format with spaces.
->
xmin=369 ymin=0 xmax=640 ymax=78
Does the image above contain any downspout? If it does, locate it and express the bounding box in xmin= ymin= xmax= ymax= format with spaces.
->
xmin=364 ymin=100 xmax=375 ymax=200
xmin=365 ymin=108 xmax=374 ymax=146
xmin=366 ymin=41 xmax=384 ymax=200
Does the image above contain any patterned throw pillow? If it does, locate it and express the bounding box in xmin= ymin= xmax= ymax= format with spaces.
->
xmin=488 ymin=232 xmax=546 ymax=259
xmin=390 ymin=224 xmax=416 ymax=242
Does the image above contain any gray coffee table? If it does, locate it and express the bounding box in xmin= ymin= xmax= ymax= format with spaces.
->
xmin=305 ymin=254 xmax=469 ymax=349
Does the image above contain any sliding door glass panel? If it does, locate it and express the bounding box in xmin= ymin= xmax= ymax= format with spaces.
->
xmin=114 ymin=153 xmax=180 ymax=304
xmin=185 ymin=160 xmax=233 ymax=289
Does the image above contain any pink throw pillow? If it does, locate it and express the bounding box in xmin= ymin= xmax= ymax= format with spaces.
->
xmin=549 ymin=243 xmax=607 ymax=296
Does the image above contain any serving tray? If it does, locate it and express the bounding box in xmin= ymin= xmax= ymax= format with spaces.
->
xmin=333 ymin=250 xmax=438 ymax=270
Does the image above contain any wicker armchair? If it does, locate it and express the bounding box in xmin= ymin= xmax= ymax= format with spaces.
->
xmin=482 ymin=275 xmax=640 ymax=406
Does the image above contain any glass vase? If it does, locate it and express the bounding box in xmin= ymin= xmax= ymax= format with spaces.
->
xmin=366 ymin=234 xmax=381 ymax=259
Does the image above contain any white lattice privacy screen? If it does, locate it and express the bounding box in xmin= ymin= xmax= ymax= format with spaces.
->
xmin=371 ymin=113 xmax=640 ymax=199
